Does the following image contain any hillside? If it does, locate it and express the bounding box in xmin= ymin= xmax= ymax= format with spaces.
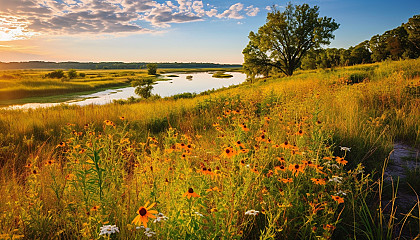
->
xmin=0 ymin=59 xmax=419 ymax=239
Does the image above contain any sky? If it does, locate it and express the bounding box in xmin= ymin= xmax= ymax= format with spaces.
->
xmin=0 ymin=0 xmax=418 ymax=64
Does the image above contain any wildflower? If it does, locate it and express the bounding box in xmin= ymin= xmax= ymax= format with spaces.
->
xmin=222 ymin=147 xmax=236 ymax=158
xmin=239 ymin=148 xmax=250 ymax=154
xmin=239 ymin=123 xmax=249 ymax=131
xmin=153 ymin=212 xmax=168 ymax=223
xmin=45 ymin=159 xmax=55 ymax=166
xmin=323 ymin=224 xmax=335 ymax=231
xmin=194 ymin=212 xmax=204 ymax=217
xmin=91 ymin=205 xmax=100 ymax=211
xmin=250 ymin=167 xmax=259 ymax=174
xmin=235 ymin=140 xmax=245 ymax=149
xmin=99 ymin=225 xmax=119 ymax=236
xmin=104 ymin=120 xmax=115 ymax=127
xmin=335 ymin=156 xmax=348 ymax=165
xmin=289 ymin=163 xmax=305 ymax=176
xmin=329 ymin=176 xmax=343 ymax=184
xmin=274 ymin=165 xmax=286 ymax=174
xmin=245 ymin=210 xmax=259 ymax=216
xmin=310 ymin=178 xmax=326 ymax=185
xmin=295 ymin=129 xmax=304 ymax=136
xmin=331 ymin=195 xmax=344 ymax=204
xmin=280 ymin=141 xmax=291 ymax=149
xmin=137 ymin=227 xmax=156 ymax=238
xmin=335 ymin=190 xmax=347 ymax=196
xmin=183 ymin=188 xmax=200 ymax=199
xmin=119 ymin=116 xmax=125 ymax=120
xmin=339 ymin=146 xmax=351 ymax=152
xmin=279 ymin=178 xmax=293 ymax=183
xmin=132 ymin=202 xmax=158 ymax=228
xmin=57 ymin=142 xmax=66 ymax=148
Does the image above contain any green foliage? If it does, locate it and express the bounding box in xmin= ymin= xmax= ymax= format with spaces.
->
xmin=44 ymin=70 xmax=65 ymax=79
xmin=132 ymin=77 xmax=155 ymax=99
xmin=79 ymin=72 xmax=86 ymax=77
xmin=301 ymin=14 xmax=420 ymax=71
xmin=147 ymin=63 xmax=158 ymax=75
xmin=67 ymin=69 xmax=77 ymax=79
xmin=243 ymin=3 xmax=339 ymax=77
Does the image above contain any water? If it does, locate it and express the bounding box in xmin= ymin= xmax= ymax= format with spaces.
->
xmin=3 ymin=72 xmax=246 ymax=110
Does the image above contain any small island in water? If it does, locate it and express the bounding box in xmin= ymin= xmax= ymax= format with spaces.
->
xmin=212 ymin=71 xmax=233 ymax=78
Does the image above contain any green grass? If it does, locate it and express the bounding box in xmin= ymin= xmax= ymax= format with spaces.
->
xmin=0 ymin=59 xmax=419 ymax=239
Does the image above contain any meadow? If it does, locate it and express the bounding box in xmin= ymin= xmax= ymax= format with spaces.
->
xmin=0 ymin=59 xmax=419 ymax=239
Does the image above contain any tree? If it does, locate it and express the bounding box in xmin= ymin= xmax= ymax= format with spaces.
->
xmin=243 ymin=3 xmax=339 ymax=77
xmin=404 ymin=15 xmax=420 ymax=52
xmin=147 ymin=63 xmax=158 ymax=75
xmin=68 ymin=69 xmax=77 ymax=79
xmin=132 ymin=77 xmax=154 ymax=99
xmin=44 ymin=70 xmax=64 ymax=78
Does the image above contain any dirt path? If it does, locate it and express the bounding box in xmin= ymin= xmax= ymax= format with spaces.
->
xmin=384 ymin=143 xmax=419 ymax=212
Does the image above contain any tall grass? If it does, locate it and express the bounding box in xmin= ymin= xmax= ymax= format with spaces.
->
xmin=0 ymin=59 xmax=419 ymax=239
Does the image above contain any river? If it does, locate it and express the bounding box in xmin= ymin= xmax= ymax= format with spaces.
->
xmin=3 ymin=71 xmax=246 ymax=110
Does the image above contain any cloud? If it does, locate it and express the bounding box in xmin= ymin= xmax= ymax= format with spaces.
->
xmin=216 ymin=3 xmax=244 ymax=19
xmin=245 ymin=6 xmax=259 ymax=17
xmin=0 ymin=0 xmax=260 ymax=39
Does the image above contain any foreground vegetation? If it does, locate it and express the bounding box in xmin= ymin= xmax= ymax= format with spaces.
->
xmin=0 ymin=59 xmax=419 ymax=239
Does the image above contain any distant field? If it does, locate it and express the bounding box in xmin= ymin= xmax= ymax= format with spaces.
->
xmin=0 ymin=59 xmax=418 ymax=239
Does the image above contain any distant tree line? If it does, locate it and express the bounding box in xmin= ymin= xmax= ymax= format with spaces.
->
xmin=301 ymin=15 xmax=419 ymax=70
xmin=0 ymin=61 xmax=242 ymax=70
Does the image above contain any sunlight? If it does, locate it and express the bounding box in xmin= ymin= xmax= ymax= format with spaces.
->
xmin=0 ymin=17 xmax=36 ymax=41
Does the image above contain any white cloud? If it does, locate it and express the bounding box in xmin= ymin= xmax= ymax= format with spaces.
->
xmin=216 ymin=3 xmax=244 ymax=19
xmin=206 ymin=8 xmax=217 ymax=17
xmin=245 ymin=6 xmax=259 ymax=17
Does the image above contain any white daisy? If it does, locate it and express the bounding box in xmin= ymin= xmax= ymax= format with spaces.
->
xmin=245 ymin=210 xmax=259 ymax=216
xmin=99 ymin=225 xmax=119 ymax=236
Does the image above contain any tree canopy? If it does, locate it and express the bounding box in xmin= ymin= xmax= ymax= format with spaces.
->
xmin=243 ymin=3 xmax=339 ymax=78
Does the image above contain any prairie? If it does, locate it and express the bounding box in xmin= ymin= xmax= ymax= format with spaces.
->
xmin=0 ymin=59 xmax=419 ymax=239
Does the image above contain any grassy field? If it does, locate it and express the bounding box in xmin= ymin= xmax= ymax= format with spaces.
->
xmin=0 ymin=59 xmax=419 ymax=239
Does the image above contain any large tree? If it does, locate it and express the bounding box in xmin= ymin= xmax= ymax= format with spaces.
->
xmin=243 ymin=3 xmax=339 ymax=77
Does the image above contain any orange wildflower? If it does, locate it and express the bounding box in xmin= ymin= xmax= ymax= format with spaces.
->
xmin=289 ymin=163 xmax=305 ymax=176
xmin=183 ymin=188 xmax=200 ymax=199
xmin=280 ymin=178 xmax=293 ymax=183
xmin=91 ymin=205 xmax=100 ymax=211
xmin=222 ymin=147 xmax=236 ymax=158
xmin=310 ymin=178 xmax=326 ymax=185
xmin=280 ymin=141 xmax=291 ymax=149
xmin=274 ymin=165 xmax=286 ymax=174
xmin=331 ymin=195 xmax=344 ymax=204
xmin=295 ymin=129 xmax=304 ymax=136
xmin=335 ymin=157 xmax=348 ymax=165
xmin=132 ymin=202 xmax=158 ymax=228
xmin=239 ymin=148 xmax=250 ymax=154
xmin=250 ymin=167 xmax=259 ymax=174
xmin=235 ymin=140 xmax=245 ymax=149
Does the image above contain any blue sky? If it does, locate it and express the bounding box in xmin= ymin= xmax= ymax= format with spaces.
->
xmin=0 ymin=0 xmax=418 ymax=63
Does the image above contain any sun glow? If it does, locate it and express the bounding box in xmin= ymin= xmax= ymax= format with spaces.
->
xmin=0 ymin=17 xmax=37 ymax=41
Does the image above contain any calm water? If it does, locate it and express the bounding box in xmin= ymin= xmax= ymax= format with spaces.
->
xmin=4 ymin=72 xmax=246 ymax=110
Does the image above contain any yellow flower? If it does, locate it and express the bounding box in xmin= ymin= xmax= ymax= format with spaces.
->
xmin=132 ymin=202 xmax=158 ymax=228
